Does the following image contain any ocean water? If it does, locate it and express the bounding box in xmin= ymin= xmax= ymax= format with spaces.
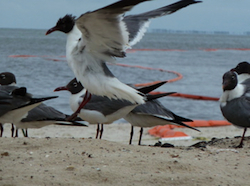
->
xmin=1 ymin=28 xmax=250 ymax=122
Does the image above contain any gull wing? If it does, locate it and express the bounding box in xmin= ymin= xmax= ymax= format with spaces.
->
xmin=75 ymin=0 xmax=151 ymax=60
xmin=124 ymin=0 xmax=202 ymax=46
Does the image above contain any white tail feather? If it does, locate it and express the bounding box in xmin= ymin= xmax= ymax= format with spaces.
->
xmin=78 ymin=75 xmax=145 ymax=104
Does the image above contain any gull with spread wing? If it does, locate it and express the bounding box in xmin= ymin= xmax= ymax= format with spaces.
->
xmin=46 ymin=0 xmax=201 ymax=118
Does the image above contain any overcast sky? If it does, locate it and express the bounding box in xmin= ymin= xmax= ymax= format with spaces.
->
xmin=0 ymin=0 xmax=249 ymax=34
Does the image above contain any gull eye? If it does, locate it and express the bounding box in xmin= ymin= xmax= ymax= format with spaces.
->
xmin=73 ymin=82 xmax=78 ymax=88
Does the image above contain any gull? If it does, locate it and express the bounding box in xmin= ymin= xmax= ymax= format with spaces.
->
xmin=0 ymin=85 xmax=58 ymax=130
xmin=124 ymin=98 xmax=198 ymax=145
xmin=46 ymin=0 xmax=201 ymax=118
xmin=55 ymin=78 xmax=173 ymax=139
xmin=13 ymin=103 xmax=88 ymax=137
xmin=0 ymin=72 xmax=87 ymax=137
xmin=220 ymin=71 xmax=250 ymax=148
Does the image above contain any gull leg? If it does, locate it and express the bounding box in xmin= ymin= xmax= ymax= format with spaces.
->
xmin=0 ymin=123 xmax=3 ymax=137
xmin=236 ymin=128 xmax=247 ymax=148
xmin=96 ymin=124 xmax=99 ymax=139
xmin=11 ymin=124 xmax=15 ymax=137
xmin=129 ymin=125 xmax=134 ymax=145
xmin=138 ymin=127 xmax=143 ymax=146
xmin=22 ymin=129 xmax=28 ymax=137
xmin=15 ymin=128 xmax=18 ymax=138
xmin=99 ymin=124 xmax=104 ymax=139
xmin=22 ymin=129 xmax=26 ymax=137
xmin=67 ymin=91 xmax=92 ymax=121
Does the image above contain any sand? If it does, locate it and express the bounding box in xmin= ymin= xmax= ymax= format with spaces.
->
xmin=1 ymin=123 xmax=250 ymax=186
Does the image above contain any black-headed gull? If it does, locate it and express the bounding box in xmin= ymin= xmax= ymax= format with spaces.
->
xmin=220 ymin=71 xmax=250 ymax=148
xmin=46 ymin=0 xmax=201 ymax=118
xmin=55 ymin=78 xmax=173 ymax=139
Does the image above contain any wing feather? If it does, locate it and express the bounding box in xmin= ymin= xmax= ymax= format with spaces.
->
xmin=75 ymin=0 xmax=151 ymax=60
xmin=124 ymin=0 xmax=202 ymax=46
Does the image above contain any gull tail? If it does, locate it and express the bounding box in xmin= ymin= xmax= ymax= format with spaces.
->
xmin=77 ymin=62 xmax=146 ymax=105
xmin=106 ymin=78 xmax=146 ymax=104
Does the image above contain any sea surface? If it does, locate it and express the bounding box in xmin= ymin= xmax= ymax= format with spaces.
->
xmin=1 ymin=28 xmax=250 ymax=122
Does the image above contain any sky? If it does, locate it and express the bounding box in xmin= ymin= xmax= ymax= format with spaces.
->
xmin=0 ymin=0 xmax=249 ymax=34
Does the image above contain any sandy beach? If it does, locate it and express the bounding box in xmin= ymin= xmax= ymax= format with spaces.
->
xmin=1 ymin=123 xmax=250 ymax=186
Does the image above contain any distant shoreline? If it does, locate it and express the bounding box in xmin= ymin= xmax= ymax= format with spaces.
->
xmin=0 ymin=27 xmax=249 ymax=36
xmin=148 ymin=28 xmax=250 ymax=36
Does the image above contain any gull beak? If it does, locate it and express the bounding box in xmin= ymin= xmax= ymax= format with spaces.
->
xmin=54 ymin=86 xmax=68 ymax=92
xmin=46 ymin=26 xmax=59 ymax=35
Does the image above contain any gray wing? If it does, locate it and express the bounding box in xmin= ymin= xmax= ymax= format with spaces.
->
xmin=131 ymin=99 xmax=193 ymax=122
xmin=221 ymin=95 xmax=250 ymax=128
xmin=130 ymin=99 xmax=196 ymax=130
xmin=130 ymin=100 xmax=175 ymax=120
xmin=124 ymin=0 xmax=201 ymax=46
xmin=21 ymin=103 xmax=66 ymax=122
xmin=84 ymin=94 xmax=134 ymax=116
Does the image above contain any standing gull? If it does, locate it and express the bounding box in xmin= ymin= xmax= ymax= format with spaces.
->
xmin=0 ymin=72 xmax=87 ymax=137
xmin=220 ymin=71 xmax=250 ymax=148
xmin=13 ymin=103 xmax=88 ymax=137
xmin=0 ymin=86 xmax=58 ymax=129
xmin=46 ymin=0 xmax=201 ymax=118
xmin=55 ymin=78 xmax=173 ymax=139
xmin=124 ymin=99 xmax=198 ymax=145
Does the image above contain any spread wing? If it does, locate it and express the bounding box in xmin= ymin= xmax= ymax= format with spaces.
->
xmin=123 ymin=0 xmax=202 ymax=46
xmin=75 ymin=0 xmax=151 ymax=61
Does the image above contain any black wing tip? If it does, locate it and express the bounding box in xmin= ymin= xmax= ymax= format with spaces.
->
xmin=176 ymin=121 xmax=200 ymax=132
xmin=185 ymin=0 xmax=202 ymax=4
xmin=136 ymin=81 xmax=168 ymax=94
xmin=31 ymin=96 xmax=58 ymax=103
xmin=56 ymin=122 xmax=88 ymax=127
xmin=146 ymin=92 xmax=176 ymax=101
xmin=100 ymin=0 xmax=152 ymax=12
